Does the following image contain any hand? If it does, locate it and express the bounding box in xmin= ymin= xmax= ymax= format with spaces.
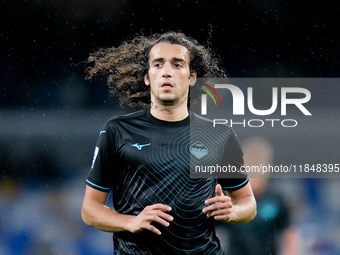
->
xmin=126 ymin=204 xmax=173 ymax=235
xmin=202 ymin=184 xmax=234 ymax=222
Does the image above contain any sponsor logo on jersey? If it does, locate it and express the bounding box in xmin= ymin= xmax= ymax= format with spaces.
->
xmin=190 ymin=140 xmax=208 ymax=159
xmin=131 ymin=143 xmax=151 ymax=150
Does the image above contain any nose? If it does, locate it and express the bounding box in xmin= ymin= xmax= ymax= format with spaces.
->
xmin=162 ymin=63 xmax=172 ymax=78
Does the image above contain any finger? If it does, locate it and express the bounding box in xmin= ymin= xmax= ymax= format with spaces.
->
xmin=203 ymin=198 xmax=232 ymax=214
xmin=144 ymin=215 xmax=172 ymax=235
xmin=213 ymin=214 xmax=232 ymax=222
xmin=215 ymin=184 xmax=224 ymax=197
xmin=144 ymin=224 xmax=162 ymax=235
xmin=144 ymin=212 xmax=173 ymax=226
xmin=147 ymin=216 xmax=171 ymax=228
xmin=205 ymin=195 xmax=231 ymax=205
xmin=203 ymin=202 xmax=232 ymax=214
xmin=153 ymin=211 xmax=174 ymax=222
xmin=207 ymin=208 xmax=232 ymax=218
xmin=143 ymin=207 xmax=174 ymax=221
xmin=148 ymin=204 xmax=172 ymax=212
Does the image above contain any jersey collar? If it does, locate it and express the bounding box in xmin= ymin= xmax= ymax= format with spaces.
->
xmin=145 ymin=108 xmax=192 ymax=127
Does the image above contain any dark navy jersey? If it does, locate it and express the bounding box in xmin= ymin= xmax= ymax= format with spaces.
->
xmin=86 ymin=108 xmax=248 ymax=255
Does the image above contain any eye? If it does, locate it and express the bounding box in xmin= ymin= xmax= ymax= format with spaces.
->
xmin=174 ymin=63 xmax=183 ymax=68
xmin=154 ymin=63 xmax=162 ymax=68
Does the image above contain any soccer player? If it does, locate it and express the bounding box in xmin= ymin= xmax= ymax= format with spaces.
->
xmin=81 ymin=32 xmax=257 ymax=254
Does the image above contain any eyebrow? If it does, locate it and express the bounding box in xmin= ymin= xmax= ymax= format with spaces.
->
xmin=151 ymin=57 xmax=186 ymax=63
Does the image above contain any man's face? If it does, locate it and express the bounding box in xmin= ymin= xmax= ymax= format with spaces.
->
xmin=145 ymin=42 xmax=196 ymax=107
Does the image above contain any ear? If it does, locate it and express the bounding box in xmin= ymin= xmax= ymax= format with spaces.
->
xmin=144 ymin=74 xmax=150 ymax=86
xmin=189 ymin=72 xmax=197 ymax=86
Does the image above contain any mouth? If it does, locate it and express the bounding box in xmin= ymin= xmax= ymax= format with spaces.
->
xmin=161 ymin=82 xmax=174 ymax=88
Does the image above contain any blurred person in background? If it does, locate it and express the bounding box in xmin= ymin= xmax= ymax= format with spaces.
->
xmin=215 ymin=136 xmax=299 ymax=255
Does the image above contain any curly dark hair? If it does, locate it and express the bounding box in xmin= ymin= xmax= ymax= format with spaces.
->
xmin=85 ymin=32 xmax=226 ymax=107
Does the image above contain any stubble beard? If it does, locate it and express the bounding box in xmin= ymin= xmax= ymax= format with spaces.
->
xmin=150 ymin=91 xmax=188 ymax=111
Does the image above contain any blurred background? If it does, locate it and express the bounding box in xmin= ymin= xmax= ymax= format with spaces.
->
xmin=1 ymin=0 xmax=340 ymax=254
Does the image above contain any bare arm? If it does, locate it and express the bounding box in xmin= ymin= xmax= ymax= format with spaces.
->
xmin=81 ymin=185 xmax=173 ymax=235
xmin=203 ymin=183 xmax=257 ymax=224
xmin=282 ymin=227 xmax=300 ymax=255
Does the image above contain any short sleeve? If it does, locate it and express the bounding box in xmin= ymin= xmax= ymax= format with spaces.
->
xmin=86 ymin=122 xmax=115 ymax=192
xmin=218 ymin=128 xmax=248 ymax=191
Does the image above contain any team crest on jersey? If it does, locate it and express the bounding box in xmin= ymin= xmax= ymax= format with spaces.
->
xmin=190 ymin=140 xmax=208 ymax=159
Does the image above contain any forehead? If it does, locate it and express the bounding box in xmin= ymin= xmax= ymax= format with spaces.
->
xmin=149 ymin=42 xmax=189 ymax=62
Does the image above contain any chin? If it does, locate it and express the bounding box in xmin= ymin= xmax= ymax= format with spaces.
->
xmin=160 ymin=100 xmax=177 ymax=107
xmin=157 ymin=95 xmax=177 ymax=103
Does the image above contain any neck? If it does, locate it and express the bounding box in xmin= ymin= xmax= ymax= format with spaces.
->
xmin=150 ymin=99 xmax=189 ymax=122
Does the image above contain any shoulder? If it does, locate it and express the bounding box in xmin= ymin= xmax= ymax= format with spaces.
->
xmin=191 ymin=112 xmax=235 ymax=134
xmin=191 ymin=112 xmax=213 ymax=123
xmin=191 ymin=112 xmax=231 ymax=127
xmin=105 ymin=109 xmax=146 ymax=127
